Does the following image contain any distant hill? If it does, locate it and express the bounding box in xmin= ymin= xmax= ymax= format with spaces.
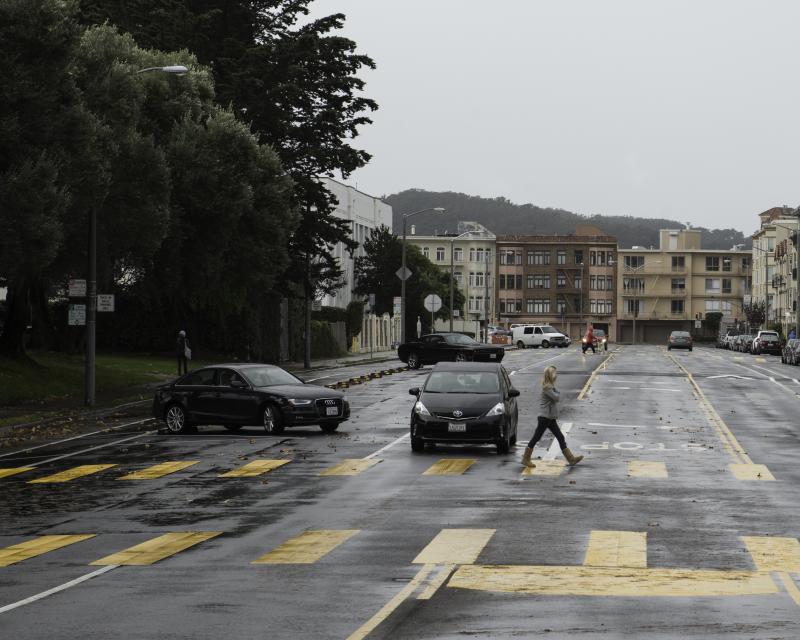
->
xmin=384 ymin=189 xmax=751 ymax=250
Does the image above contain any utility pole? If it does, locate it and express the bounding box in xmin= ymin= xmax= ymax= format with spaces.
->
xmin=484 ymin=248 xmax=489 ymax=342
xmin=85 ymin=206 xmax=96 ymax=406
xmin=450 ymin=238 xmax=455 ymax=332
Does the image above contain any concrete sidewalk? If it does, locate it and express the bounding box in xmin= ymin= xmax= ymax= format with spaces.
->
xmin=283 ymin=350 xmax=400 ymax=373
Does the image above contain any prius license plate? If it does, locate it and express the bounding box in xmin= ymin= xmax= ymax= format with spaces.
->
xmin=448 ymin=423 xmax=466 ymax=432
xmin=326 ymin=407 xmax=339 ymax=416
xmin=489 ymin=353 xmax=497 ymax=358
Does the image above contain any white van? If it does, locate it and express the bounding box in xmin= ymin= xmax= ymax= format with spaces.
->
xmin=512 ymin=325 xmax=571 ymax=349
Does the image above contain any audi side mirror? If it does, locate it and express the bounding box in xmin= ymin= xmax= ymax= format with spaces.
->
xmin=230 ymin=379 xmax=248 ymax=389
xmin=409 ymin=387 xmax=420 ymax=396
xmin=508 ymin=388 xmax=520 ymax=398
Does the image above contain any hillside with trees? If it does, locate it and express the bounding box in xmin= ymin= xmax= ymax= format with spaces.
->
xmin=385 ymin=189 xmax=751 ymax=250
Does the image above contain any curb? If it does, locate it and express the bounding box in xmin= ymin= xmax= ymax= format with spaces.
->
xmin=324 ymin=366 xmax=410 ymax=390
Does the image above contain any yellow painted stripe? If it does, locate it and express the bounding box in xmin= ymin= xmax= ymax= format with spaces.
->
xmin=413 ymin=529 xmax=495 ymax=565
xmin=742 ymin=536 xmax=800 ymax=572
xmin=418 ymin=564 xmax=455 ymax=600
xmin=252 ymin=529 xmax=359 ymax=564
xmin=0 ymin=467 xmax=34 ymax=479
xmin=345 ymin=564 xmax=434 ymax=640
xmin=756 ymin=358 xmax=766 ymax=363
xmin=0 ymin=534 xmax=95 ymax=567
xmin=448 ymin=564 xmax=779 ymax=597
xmin=91 ymin=531 xmax=221 ymax=566
xmin=578 ymin=352 xmax=616 ymax=400
xmin=627 ymin=461 xmax=668 ymax=479
xmin=28 ymin=464 xmax=116 ymax=484
xmin=117 ymin=461 xmax=199 ymax=480
xmin=522 ymin=460 xmax=565 ymax=477
xmin=729 ymin=463 xmax=775 ymax=481
xmin=219 ymin=459 xmax=290 ymax=477
xmin=778 ymin=572 xmax=800 ymax=607
xmin=422 ymin=459 xmax=476 ymax=476
xmin=584 ymin=531 xmax=647 ymax=568
xmin=320 ymin=459 xmax=380 ymax=476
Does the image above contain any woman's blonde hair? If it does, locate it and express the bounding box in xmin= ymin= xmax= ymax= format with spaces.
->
xmin=542 ymin=366 xmax=557 ymax=389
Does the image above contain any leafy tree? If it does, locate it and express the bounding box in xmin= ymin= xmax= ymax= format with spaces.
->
xmin=704 ymin=312 xmax=723 ymax=335
xmin=743 ymin=301 xmax=766 ymax=328
xmin=354 ymin=226 xmax=464 ymax=336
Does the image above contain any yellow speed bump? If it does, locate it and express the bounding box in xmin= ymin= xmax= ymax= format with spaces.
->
xmin=522 ymin=460 xmax=565 ymax=477
xmin=118 ymin=461 xmax=199 ymax=480
xmin=91 ymin=532 xmax=221 ymax=566
xmin=0 ymin=534 xmax=95 ymax=567
xmin=742 ymin=536 xmax=800 ymax=572
xmin=29 ymin=464 xmax=116 ymax=484
xmin=729 ymin=464 xmax=775 ymax=481
xmin=584 ymin=531 xmax=647 ymax=568
xmin=320 ymin=459 xmax=381 ymax=476
xmin=423 ymin=459 xmax=476 ymax=476
xmin=253 ymin=530 xmax=359 ymax=564
xmin=0 ymin=467 xmax=34 ymax=480
xmin=413 ymin=529 xmax=495 ymax=565
xmin=220 ymin=459 xmax=290 ymax=477
xmin=627 ymin=461 xmax=668 ymax=479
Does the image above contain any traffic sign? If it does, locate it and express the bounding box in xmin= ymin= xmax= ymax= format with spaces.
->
xmin=98 ymin=294 xmax=115 ymax=312
xmin=424 ymin=294 xmax=442 ymax=312
xmin=68 ymin=304 xmax=86 ymax=326
xmin=68 ymin=279 xmax=86 ymax=297
xmin=395 ymin=266 xmax=412 ymax=281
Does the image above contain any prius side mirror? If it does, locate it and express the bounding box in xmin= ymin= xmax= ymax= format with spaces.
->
xmin=409 ymin=387 xmax=420 ymax=396
xmin=508 ymin=388 xmax=520 ymax=398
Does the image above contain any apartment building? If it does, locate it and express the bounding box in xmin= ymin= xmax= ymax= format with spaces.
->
xmin=751 ymin=206 xmax=798 ymax=335
xmin=405 ymin=222 xmax=496 ymax=334
xmin=617 ymin=229 xmax=751 ymax=343
xmin=495 ymin=226 xmax=618 ymax=340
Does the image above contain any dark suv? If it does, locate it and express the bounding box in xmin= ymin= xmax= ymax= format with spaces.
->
xmin=752 ymin=331 xmax=781 ymax=355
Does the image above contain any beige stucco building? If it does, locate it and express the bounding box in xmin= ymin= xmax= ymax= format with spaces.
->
xmin=616 ymin=229 xmax=751 ymax=343
xmin=406 ymin=222 xmax=496 ymax=336
xmin=751 ymin=207 xmax=798 ymax=335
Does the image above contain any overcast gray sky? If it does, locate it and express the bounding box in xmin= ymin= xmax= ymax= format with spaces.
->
xmin=310 ymin=0 xmax=799 ymax=234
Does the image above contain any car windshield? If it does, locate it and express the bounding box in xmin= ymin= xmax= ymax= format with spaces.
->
xmin=672 ymin=332 xmax=690 ymax=337
xmin=424 ymin=371 xmax=500 ymax=394
xmin=241 ymin=366 xmax=302 ymax=387
xmin=444 ymin=334 xmax=477 ymax=346
xmin=594 ymin=330 xmax=606 ymax=337
xmin=761 ymin=335 xmax=778 ymax=342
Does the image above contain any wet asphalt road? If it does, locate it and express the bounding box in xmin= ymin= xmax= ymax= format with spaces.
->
xmin=1 ymin=346 xmax=799 ymax=639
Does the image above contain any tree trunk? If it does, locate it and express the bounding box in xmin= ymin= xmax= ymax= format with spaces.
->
xmin=0 ymin=276 xmax=30 ymax=358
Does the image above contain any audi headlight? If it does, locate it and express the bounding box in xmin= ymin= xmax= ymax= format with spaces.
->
xmin=414 ymin=401 xmax=431 ymax=416
xmin=486 ymin=402 xmax=505 ymax=416
xmin=288 ymin=398 xmax=313 ymax=406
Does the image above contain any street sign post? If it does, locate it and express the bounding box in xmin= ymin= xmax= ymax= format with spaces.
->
xmin=424 ymin=294 xmax=442 ymax=333
xmin=395 ymin=266 xmax=412 ymax=281
xmin=68 ymin=304 xmax=86 ymax=326
xmin=393 ymin=296 xmax=401 ymax=315
xmin=68 ymin=279 xmax=87 ymax=297
xmin=97 ymin=294 xmax=115 ymax=312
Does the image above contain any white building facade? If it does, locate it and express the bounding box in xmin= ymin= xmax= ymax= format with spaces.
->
xmin=318 ymin=177 xmax=393 ymax=309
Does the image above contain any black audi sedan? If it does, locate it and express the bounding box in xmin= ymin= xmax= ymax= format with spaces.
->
xmin=408 ymin=362 xmax=519 ymax=454
xmin=152 ymin=364 xmax=349 ymax=434
xmin=397 ymin=333 xmax=505 ymax=369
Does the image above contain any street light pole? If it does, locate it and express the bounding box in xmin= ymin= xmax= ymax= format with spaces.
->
xmin=400 ymin=207 xmax=444 ymax=344
xmin=484 ymin=248 xmax=489 ymax=343
xmin=84 ymin=63 xmax=189 ymax=407
xmin=449 ymin=238 xmax=455 ymax=332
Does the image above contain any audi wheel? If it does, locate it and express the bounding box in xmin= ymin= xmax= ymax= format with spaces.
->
xmin=262 ymin=404 xmax=285 ymax=434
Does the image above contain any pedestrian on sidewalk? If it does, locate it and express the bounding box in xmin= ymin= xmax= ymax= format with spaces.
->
xmin=521 ymin=366 xmax=583 ymax=469
xmin=176 ymin=330 xmax=191 ymax=376
xmin=582 ymin=323 xmax=596 ymax=354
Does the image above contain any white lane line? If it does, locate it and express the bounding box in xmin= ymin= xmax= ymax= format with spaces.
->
xmin=603 ymin=379 xmax=676 ymax=385
xmin=733 ymin=363 xmax=800 ymax=398
xmin=0 ymin=418 xmax=155 ymax=460
xmin=509 ymin=351 xmax=570 ymax=376
xmin=588 ymin=422 xmax=649 ymax=429
xmin=605 ymin=386 xmax=681 ymax=392
xmin=0 ymin=565 xmax=119 ymax=615
xmin=542 ymin=422 xmax=572 ymax=460
xmin=31 ymin=431 xmax=158 ymax=467
xmin=363 ymin=433 xmax=410 ymax=460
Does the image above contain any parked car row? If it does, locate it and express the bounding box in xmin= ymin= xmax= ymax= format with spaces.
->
xmin=717 ymin=329 xmax=797 ymax=359
xmin=781 ymin=338 xmax=800 ymax=365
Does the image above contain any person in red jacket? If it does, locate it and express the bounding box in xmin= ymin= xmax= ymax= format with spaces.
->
xmin=582 ymin=324 xmax=596 ymax=354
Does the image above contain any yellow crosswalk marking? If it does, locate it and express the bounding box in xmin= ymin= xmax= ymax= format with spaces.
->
xmin=219 ymin=459 xmax=290 ymax=477
xmin=422 ymin=459 xmax=476 ymax=476
xmin=729 ymin=463 xmax=775 ymax=481
xmin=91 ymin=532 xmax=221 ymax=566
xmin=756 ymin=358 xmax=766 ymax=363
xmin=320 ymin=459 xmax=380 ymax=476
xmin=413 ymin=529 xmax=495 ymax=565
xmin=28 ymin=464 xmax=116 ymax=484
xmin=0 ymin=534 xmax=95 ymax=567
xmin=742 ymin=536 xmax=800 ymax=572
xmin=448 ymin=564 xmax=779 ymax=597
xmin=627 ymin=461 xmax=668 ymax=479
xmin=0 ymin=467 xmax=34 ymax=480
xmin=584 ymin=531 xmax=647 ymax=568
xmin=252 ymin=530 xmax=359 ymax=564
xmin=522 ymin=461 xmax=565 ymax=477
xmin=118 ymin=461 xmax=199 ymax=480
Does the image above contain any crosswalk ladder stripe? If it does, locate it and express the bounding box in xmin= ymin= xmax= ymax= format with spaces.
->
xmin=253 ymin=530 xmax=359 ymax=564
xmin=90 ymin=532 xmax=222 ymax=566
xmin=0 ymin=535 xmax=96 ymax=567
xmin=118 ymin=461 xmax=200 ymax=480
xmin=28 ymin=464 xmax=117 ymax=484
xmin=220 ymin=459 xmax=290 ymax=477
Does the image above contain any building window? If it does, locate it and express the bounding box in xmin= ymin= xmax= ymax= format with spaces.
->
xmin=672 ymin=255 xmax=685 ymax=271
xmin=574 ymin=296 xmax=582 ymax=313
xmin=722 ymin=278 xmax=732 ymax=294
xmin=623 ymin=277 xmax=645 ymax=292
xmin=574 ymin=274 xmax=582 ymax=289
xmin=533 ymin=274 xmax=550 ymax=289
xmin=671 ymin=278 xmax=685 ymax=292
xmin=590 ymin=275 xmax=597 ymax=290
xmin=590 ymin=251 xmax=596 ymax=266
xmin=529 ymin=299 xmax=550 ymax=313
xmin=468 ymin=272 xmax=475 ymax=286
xmin=526 ymin=275 xmax=534 ymax=289
xmin=556 ymin=297 xmax=566 ymax=314
xmin=436 ymin=247 xmax=445 ymax=261
xmin=475 ymin=272 xmax=485 ymax=287
xmin=671 ymin=299 xmax=684 ymax=314
xmin=590 ymin=299 xmax=598 ymax=314
xmin=422 ymin=247 xmax=429 ymax=259
xmin=574 ymin=250 xmax=584 ymax=265
xmin=453 ymin=247 xmax=463 ymax=262
xmin=454 ymin=272 xmax=463 ymax=285
xmin=722 ymin=300 xmax=732 ymax=313
xmin=705 ymin=300 xmax=721 ymax=312
xmin=722 ymin=256 xmax=732 ymax=272
xmin=527 ymin=251 xmax=534 ymax=265
xmin=607 ymin=251 xmax=614 ymax=265
xmin=532 ymin=250 xmax=550 ymax=265
xmin=597 ymin=251 xmax=606 ymax=266
xmin=606 ymin=276 xmax=613 ymax=291
xmin=741 ymin=257 xmax=750 ymax=270
xmin=624 ymin=299 xmax=640 ymax=316
xmin=557 ymin=250 xmax=566 ymax=265
xmin=499 ymin=250 xmax=514 ymax=265
xmin=624 ymin=255 xmax=645 ymax=270
xmin=557 ymin=272 xmax=566 ymax=288
xmin=515 ymin=274 xmax=523 ymax=289
xmin=706 ymin=256 xmax=720 ymax=272
xmin=705 ymin=278 xmax=720 ymax=293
